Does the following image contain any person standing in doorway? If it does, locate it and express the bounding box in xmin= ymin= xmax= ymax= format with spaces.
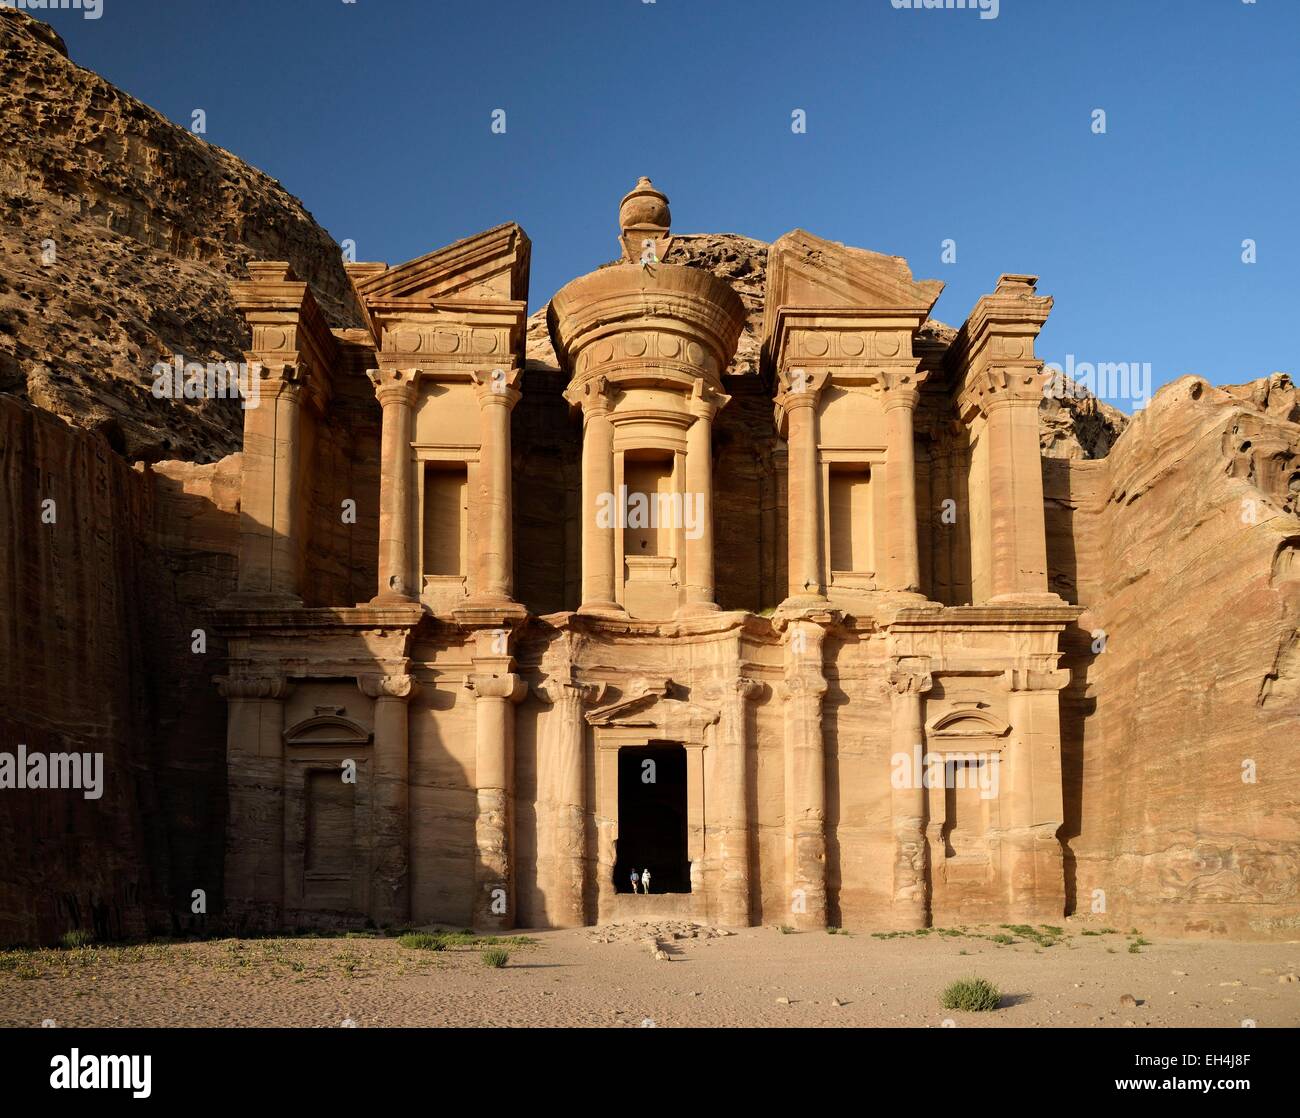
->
xmin=641 ymin=867 xmax=652 ymax=894
xmin=630 ymin=869 xmax=640 ymax=895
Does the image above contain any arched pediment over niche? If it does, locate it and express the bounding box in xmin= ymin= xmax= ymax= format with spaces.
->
xmin=283 ymin=715 xmax=372 ymax=748
xmin=926 ymin=707 xmax=1010 ymax=740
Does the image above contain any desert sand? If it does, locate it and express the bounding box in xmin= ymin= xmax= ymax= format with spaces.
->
xmin=2 ymin=922 xmax=1297 ymax=1029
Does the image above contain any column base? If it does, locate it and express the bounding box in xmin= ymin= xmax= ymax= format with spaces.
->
xmin=578 ymin=600 xmax=628 ymax=619
xmin=776 ymin=593 xmax=829 ymax=613
xmin=986 ymin=591 xmax=1068 ymax=607
xmin=674 ymin=600 xmax=720 ymax=618
xmin=460 ymin=593 xmax=523 ymax=611
xmin=369 ymin=591 xmax=419 ymax=607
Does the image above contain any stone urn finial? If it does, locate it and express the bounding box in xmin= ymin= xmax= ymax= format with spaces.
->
xmin=619 ymin=177 xmax=672 ymax=263
xmin=620 ymin=177 xmax=671 ymax=232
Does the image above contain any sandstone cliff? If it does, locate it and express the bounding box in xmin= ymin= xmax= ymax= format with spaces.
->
xmin=0 ymin=8 xmax=357 ymax=464
xmin=1055 ymin=372 xmax=1300 ymax=937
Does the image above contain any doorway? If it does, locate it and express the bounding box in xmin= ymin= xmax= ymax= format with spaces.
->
xmin=614 ymin=742 xmax=689 ymax=893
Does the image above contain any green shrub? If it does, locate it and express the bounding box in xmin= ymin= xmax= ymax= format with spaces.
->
xmin=397 ymin=933 xmax=446 ymax=951
xmin=481 ymin=947 xmax=509 ymax=968
xmin=778 ymin=925 xmax=795 ymax=935
xmin=940 ymin=977 xmax=1002 ymax=1012
xmin=60 ymin=930 xmax=92 ymax=949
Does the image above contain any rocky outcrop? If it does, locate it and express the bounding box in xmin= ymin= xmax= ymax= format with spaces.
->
xmin=1040 ymin=376 xmax=1130 ymax=460
xmin=1059 ymin=373 xmax=1300 ymax=937
xmin=0 ymin=8 xmax=357 ymax=464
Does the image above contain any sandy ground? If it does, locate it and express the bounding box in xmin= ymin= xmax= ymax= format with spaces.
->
xmin=2 ymin=923 xmax=1298 ymax=1028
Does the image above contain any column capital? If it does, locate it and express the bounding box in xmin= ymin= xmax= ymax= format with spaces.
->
xmin=880 ymin=365 xmax=929 ymax=410
xmin=216 ymin=673 xmax=292 ymax=700
xmin=1002 ymin=665 xmax=1071 ymax=693
xmin=688 ymin=378 xmax=731 ymax=420
xmin=563 ymin=373 xmax=618 ymax=417
xmin=887 ymin=659 xmax=934 ymax=697
xmin=961 ymin=364 xmax=1049 ymax=420
xmin=535 ymin=675 xmax=607 ymax=707
xmin=775 ymin=366 xmax=830 ymax=413
xmin=250 ymin=361 xmax=311 ymax=403
xmin=368 ymin=367 xmax=420 ymax=407
xmin=699 ymin=676 xmax=764 ymax=704
xmin=358 ymin=673 xmax=418 ymax=701
xmin=471 ymin=366 xmax=523 ymax=409
xmin=465 ymin=672 xmax=528 ymax=703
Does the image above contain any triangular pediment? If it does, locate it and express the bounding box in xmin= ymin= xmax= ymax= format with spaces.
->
xmin=766 ymin=228 xmax=943 ymax=316
xmin=347 ymin=223 xmax=530 ymax=312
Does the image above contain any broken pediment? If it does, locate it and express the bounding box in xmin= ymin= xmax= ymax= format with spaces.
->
xmin=765 ymin=229 xmax=944 ymax=317
xmin=585 ymin=677 xmax=720 ymax=739
xmin=346 ymin=223 xmax=531 ymax=330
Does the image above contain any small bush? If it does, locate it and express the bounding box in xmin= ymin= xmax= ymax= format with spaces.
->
xmin=989 ymin=933 xmax=1015 ymax=945
xmin=60 ymin=930 xmax=92 ymax=949
xmin=941 ymin=977 xmax=1001 ymax=1012
xmin=778 ymin=925 xmax=795 ymax=935
xmin=826 ymin=926 xmax=840 ymax=935
xmin=397 ymin=933 xmax=446 ymax=951
xmin=481 ymin=947 xmax=509 ymax=968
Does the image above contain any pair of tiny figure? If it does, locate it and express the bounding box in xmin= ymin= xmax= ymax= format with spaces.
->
xmin=629 ymin=869 xmax=653 ymax=894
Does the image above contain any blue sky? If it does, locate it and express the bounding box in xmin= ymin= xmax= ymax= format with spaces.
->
xmin=48 ymin=0 xmax=1299 ymax=409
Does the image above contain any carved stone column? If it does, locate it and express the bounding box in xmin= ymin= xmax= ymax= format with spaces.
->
xmin=228 ymin=263 xmax=335 ymax=605
xmin=985 ymin=389 xmax=1053 ymax=601
xmin=888 ymin=660 xmax=933 ymax=928
xmin=780 ymin=619 xmax=829 ymax=928
xmin=702 ymin=676 xmax=761 ymax=926
xmin=466 ymin=667 xmax=528 ymax=928
xmin=470 ymin=367 xmax=522 ymax=605
xmin=680 ymin=381 xmax=728 ymax=615
xmin=358 ymin=673 xmax=417 ymax=927
xmin=1002 ymin=665 xmax=1070 ymax=920
xmin=778 ymin=370 xmax=829 ymax=606
xmin=369 ymin=369 xmax=419 ymax=603
xmin=881 ymin=369 xmax=926 ymax=594
xmin=235 ymin=368 xmax=308 ymax=601
xmin=567 ymin=376 xmax=623 ymax=614
xmin=952 ymin=274 xmax=1059 ymax=605
xmin=535 ymin=676 xmax=604 ymax=927
xmin=219 ymin=673 xmax=292 ymax=930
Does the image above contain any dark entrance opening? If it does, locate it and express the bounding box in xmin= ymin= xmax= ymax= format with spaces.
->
xmin=614 ymin=742 xmax=689 ymax=893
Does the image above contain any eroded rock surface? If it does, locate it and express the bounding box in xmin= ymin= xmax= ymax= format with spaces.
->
xmin=0 ymin=8 xmax=357 ymax=463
